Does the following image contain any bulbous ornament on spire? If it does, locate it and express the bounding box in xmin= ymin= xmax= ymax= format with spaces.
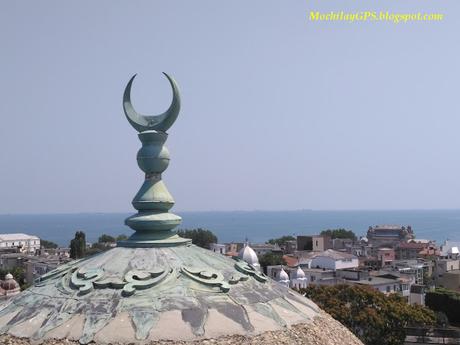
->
xmin=119 ymin=73 xmax=190 ymax=247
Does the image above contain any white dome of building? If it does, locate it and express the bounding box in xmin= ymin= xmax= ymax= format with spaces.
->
xmin=4 ymin=273 xmax=13 ymax=280
xmin=294 ymin=266 xmax=305 ymax=279
xmin=290 ymin=266 xmax=308 ymax=289
xmin=238 ymin=243 xmax=260 ymax=268
xmin=279 ymin=267 xmax=289 ymax=282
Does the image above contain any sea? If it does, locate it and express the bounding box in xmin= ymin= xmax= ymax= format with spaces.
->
xmin=0 ymin=210 xmax=459 ymax=247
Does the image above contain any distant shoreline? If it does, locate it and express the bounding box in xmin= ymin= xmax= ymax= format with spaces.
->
xmin=3 ymin=208 xmax=460 ymax=216
xmin=0 ymin=210 xmax=458 ymax=247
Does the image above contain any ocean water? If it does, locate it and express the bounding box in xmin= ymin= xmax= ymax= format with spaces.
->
xmin=0 ymin=210 xmax=459 ymax=247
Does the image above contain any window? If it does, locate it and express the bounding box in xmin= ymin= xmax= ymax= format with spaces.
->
xmin=386 ymin=286 xmax=391 ymax=293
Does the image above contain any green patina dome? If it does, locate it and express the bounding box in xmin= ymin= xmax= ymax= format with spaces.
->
xmin=0 ymin=73 xmax=362 ymax=345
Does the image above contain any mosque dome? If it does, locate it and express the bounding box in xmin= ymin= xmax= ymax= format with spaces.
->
xmin=238 ymin=243 xmax=260 ymax=267
xmin=294 ymin=266 xmax=306 ymax=279
xmin=279 ymin=267 xmax=290 ymax=282
xmin=1 ymin=274 xmax=19 ymax=291
xmin=0 ymin=73 xmax=363 ymax=345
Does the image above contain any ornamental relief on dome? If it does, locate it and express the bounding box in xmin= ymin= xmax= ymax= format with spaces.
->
xmin=67 ymin=267 xmax=171 ymax=296
xmin=34 ymin=257 xmax=268 ymax=298
xmin=234 ymin=259 xmax=268 ymax=283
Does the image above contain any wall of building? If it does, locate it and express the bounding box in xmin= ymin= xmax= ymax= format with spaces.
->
xmin=310 ymin=256 xmax=359 ymax=270
xmin=312 ymin=236 xmax=332 ymax=252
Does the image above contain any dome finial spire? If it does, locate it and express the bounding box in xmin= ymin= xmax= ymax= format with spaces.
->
xmin=119 ymin=73 xmax=189 ymax=247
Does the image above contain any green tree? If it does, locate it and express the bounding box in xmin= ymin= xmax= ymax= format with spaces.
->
xmin=258 ymin=252 xmax=285 ymax=273
xmin=69 ymin=231 xmax=86 ymax=259
xmin=40 ymin=239 xmax=58 ymax=249
xmin=98 ymin=234 xmax=116 ymax=243
xmin=320 ymin=228 xmax=357 ymax=241
xmin=425 ymin=287 xmax=460 ymax=324
xmin=302 ymin=284 xmax=435 ymax=345
xmin=266 ymin=235 xmax=295 ymax=246
xmin=176 ymin=228 xmax=217 ymax=249
xmin=116 ymin=234 xmax=128 ymax=241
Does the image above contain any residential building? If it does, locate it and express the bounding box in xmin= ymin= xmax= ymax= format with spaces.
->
xmin=396 ymin=242 xmax=428 ymax=260
xmin=435 ymin=258 xmax=460 ymax=278
xmin=224 ymin=242 xmax=242 ymax=256
xmin=312 ymin=235 xmax=333 ymax=251
xmin=409 ymin=285 xmax=426 ymax=305
xmin=439 ymin=240 xmax=460 ymax=259
xmin=283 ymin=240 xmax=297 ymax=254
xmin=303 ymin=268 xmax=337 ymax=286
xmin=210 ymin=243 xmax=226 ymax=254
xmin=251 ymin=243 xmax=278 ymax=256
xmin=347 ymin=275 xmax=411 ymax=297
xmin=283 ymin=249 xmax=359 ymax=271
xmin=332 ymin=238 xmax=353 ymax=251
xmin=0 ymin=233 xmax=40 ymax=254
xmin=377 ymin=247 xmax=395 ymax=267
xmin=393 ymin=260 xmax=431 ymax=285
xmin=310 ymin=249 xmax=359 ymax=270
xmin=297 ymin=236 xmax=313 ymax=251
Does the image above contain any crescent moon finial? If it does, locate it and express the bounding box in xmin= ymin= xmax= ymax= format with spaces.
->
xmin=123 ymin=72 xmax=181 ymax=132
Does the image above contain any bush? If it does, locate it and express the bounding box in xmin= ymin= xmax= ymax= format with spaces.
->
xmin=302 ymin=284 xmax=435 ymax=345
xmin=176 ymin=228 xmax=217 ymax=249
xmin=426 ymin=288 xmax=460 ymax=324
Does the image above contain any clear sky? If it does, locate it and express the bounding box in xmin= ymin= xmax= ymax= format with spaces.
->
xmin=0 ymin=0 xmax=458 ymax=213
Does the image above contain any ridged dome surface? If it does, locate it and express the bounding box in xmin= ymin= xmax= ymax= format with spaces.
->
xmin=0 ymin=245 xmax=322 ymax=344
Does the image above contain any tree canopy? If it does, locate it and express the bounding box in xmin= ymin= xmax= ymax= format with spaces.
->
xmin=69 ymin=231 xmax=86 ymax=259
xmin=40 ymin=239 xmax=58 ymax=249
xmin=302 ymin=284 xmax=435 ymax=345
xmin=266 ymin=235 xmax=295 ymax=246
xmin=176 ymin=228 xmax=217 ymax=249
xmin=116 ymin=234 xmax=128 ymax=241
xmin=426 ymin=288 xmax=460 ymax=325
xmin=320 ymin=228 xmax=357 ymax=241
xmin=98 ymin=234 xmax=116 ymax=243
xmin=258 ymin=252 xmax=285 ymax=273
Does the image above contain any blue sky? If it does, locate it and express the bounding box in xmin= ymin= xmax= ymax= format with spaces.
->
xmin=0 ymin=0 xmax=458 ymax=213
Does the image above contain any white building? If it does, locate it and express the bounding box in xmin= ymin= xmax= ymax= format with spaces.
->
xmin=290 ymin=266 xmax=308 ymax=289
xmin=310 ymin=249 xmax=359 ymax=270
xmin=210 ymin=243 xmax=226 ymax=255
xmin=440 ymin=240 xmax=460 ymax=258
xmin=0 ymin=234 xmax=40 ymax=254
xmin=348 ymin=276 xmax=411 ymax=296
xmin=278 ymin=267 xmax=290 ymax=287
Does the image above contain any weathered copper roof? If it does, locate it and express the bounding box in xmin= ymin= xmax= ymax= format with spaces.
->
xmin=0 ymin=245 xmax=320 ymax=344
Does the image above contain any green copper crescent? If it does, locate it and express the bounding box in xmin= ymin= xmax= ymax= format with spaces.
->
xmin=123 ymin=72 xmax=181 ymax=133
